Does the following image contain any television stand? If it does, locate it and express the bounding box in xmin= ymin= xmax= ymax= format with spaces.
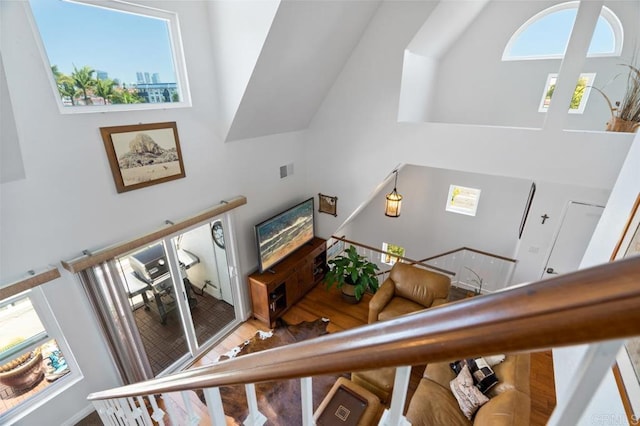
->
xmin=248 ymin=237 xmax=327 ymax=326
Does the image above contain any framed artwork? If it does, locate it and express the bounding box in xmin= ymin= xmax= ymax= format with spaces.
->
xmin=318 ymin=193 xmax=338 ymax=216
xmin=610 ymin=193 xmax=640 ymax=423
xmin=100 ymin=122 xmax=185 ymax=193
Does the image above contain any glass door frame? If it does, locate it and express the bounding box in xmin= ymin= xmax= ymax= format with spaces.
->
xmin=131 ymin=212 xmax=248 ymax=376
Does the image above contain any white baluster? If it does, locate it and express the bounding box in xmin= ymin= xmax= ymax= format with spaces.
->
xmin=93 ymin=400 xmax=117 ymax=426
xmin=181 ymin=391 xmax=201 ymax=425
xmin=126 ymin=397 xmax=144 ymax=424
xmin=116 ymin=398 xmax=136 ymax=425
xmin=379 ymin=366 xmax=411 ymax=426
xmin=105 ymin=399 xmax=120 ymax=425
xmin=243 ymin=383 xmax=267 ymax=425
xmin=164 ymin=393 xmax=181 ymax=425
xmin=148 ymin=394 xmax=166 ymax=426
xmin=136 ymin=396 xmax=154 ymax=425
xmin=300 ymin=377 xmax=314 ymax=426
xmin=203 ymin=387 xmax=228 ymax=426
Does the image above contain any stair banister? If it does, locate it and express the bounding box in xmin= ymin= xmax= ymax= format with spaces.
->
xmin=89 ymin=256 xmax=640 ymax=402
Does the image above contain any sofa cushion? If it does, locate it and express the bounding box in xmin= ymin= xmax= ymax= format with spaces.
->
xmin=488 ymin=354 xmax=530 ymax=398
xmin=450 ymin=365 xmax=490 ymax=420
xmin=406 ymin=377 xmax=471 ymax=426
xmin=473 ymin=390 xmax=531 ymax=426
xmin=377 ymin=298 xmax=426 ymax=321
xmin=389 ymin=263 xmax=450 ymax=306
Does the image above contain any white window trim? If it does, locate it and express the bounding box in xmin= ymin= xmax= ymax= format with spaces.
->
xmin=0 ymin=288 xmax=83 ymax=425
xmin=502 ymin=2 xmax=623 ymax=61
xmin=25 ymin=0 xmax=192 ymax=114
xmin=446 ymin=185 xmax=481 ymax=217
xmin=538 ymin=72 xmax=596 ymax=114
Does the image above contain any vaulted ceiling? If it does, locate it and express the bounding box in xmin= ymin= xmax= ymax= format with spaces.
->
xmin=224 ymin=0 xmax=381 ymax=141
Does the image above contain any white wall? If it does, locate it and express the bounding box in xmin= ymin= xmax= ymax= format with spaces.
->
xmin=0 ymin=54 xmax=25 ymax=183
xmin=553 ymin=133 xmax=640 ymax=425
xmin=343 ymin=164 xmax=533 ymax=260
xmin=430 ymin=1 xmax=640 ymax=130
xmin=0 ymin=1 xmax=308 ymax=423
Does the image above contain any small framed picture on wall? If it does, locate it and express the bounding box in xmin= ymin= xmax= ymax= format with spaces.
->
xmin=318 ymin=193 xmax=338 ymax=216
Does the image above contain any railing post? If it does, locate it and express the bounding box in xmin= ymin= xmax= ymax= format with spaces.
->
xmin=243 ymin=383 xmax=267 ymax=425
xmin=379 ymin=366 xmax=411 ymax=426
xmin=300 ymin=377 xmax=314 ymax=426
xmin=93 ymin=400 xmax=115 ymax=426
xmin=548 ymin=340 xmax=624 ymax=426
xmin=181 ymin=391 xmax=201 ymax=425
xmin=147 ymin=394 xmax=167 ymax=426
xmin=202 ymin=387 xmax=227 ymax=426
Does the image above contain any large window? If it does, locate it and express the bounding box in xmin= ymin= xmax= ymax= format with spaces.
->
xmin=27 ymin=0 xmax=191 ymax=113
xmin=0 ymin=289 xmax=80 ymax=422
xmin=503 ymin=2 xmax=623 ymax=60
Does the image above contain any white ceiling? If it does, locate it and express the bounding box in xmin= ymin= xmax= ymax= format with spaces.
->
xmin=225 ymin=0 xmax=382 ymax=141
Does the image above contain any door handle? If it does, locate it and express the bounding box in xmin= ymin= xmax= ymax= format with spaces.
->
xmin=546 ymin=267 xmax=558 ymax=274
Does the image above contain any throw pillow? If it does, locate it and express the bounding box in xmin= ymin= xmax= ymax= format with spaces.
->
xmin=450 ymin=364 xmax=490 ymax=420
xmin=449 ymin=357 xmax=499 ymax=393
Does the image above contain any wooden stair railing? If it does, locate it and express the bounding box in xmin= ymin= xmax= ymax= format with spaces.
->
xmin=419 ymin=246 xmax=517 ymax=264
xmin=89 ymin=256 xmax=640 ymax=401
xmin=329 ymin=235 xmax=456 ymax=277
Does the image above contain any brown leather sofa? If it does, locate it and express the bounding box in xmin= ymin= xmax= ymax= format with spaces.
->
xmin=406 ymin=354 xmax=531 ymax=426
xmin=368 ymin=262 xmax=451 ymax=323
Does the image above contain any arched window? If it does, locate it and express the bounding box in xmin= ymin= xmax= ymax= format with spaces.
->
xmin=503 ymin=2 xmax=623 ymax=60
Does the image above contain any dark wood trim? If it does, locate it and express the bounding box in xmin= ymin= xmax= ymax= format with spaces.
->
xmin=612 ymin=363 xmax=635 ymax=423
xmin=420 ymin=247 xmax=517 ymax=264
xmin=89 ymin=256 xmax=640 ymax=400
xmin=331 ymin=235 xmax=456 ymax=276
xmin=61 ymin=196 xmax=247 ymax=273
xmin=0 ymin=267 xmax=61 ymax=300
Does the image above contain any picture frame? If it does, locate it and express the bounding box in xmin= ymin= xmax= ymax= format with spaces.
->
xmin=610 ymin=193 xmax=640 ymax=422
xmin=318 ymin=193 xmax=338 ymax=216
xmin=100 ymin=122 xmax=185 ymax=193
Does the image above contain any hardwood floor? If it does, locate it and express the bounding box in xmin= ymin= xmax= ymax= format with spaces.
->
xmin=195 ymin=283 xmax=556 ymax=424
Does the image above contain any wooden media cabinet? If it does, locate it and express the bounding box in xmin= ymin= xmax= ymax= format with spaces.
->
xmin=248 ymin=237 xmax=327 ymax=326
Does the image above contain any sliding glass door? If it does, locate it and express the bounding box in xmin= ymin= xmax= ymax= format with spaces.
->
xmin=115 ymin=217 xmax=238 ymax=375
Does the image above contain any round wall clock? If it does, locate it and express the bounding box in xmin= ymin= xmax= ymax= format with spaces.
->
xmin=211 ymin=221 xmax=225 ymax=249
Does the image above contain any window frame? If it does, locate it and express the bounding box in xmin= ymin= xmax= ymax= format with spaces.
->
xmin=538 ymin=72 xmax=596 ymax=114
xmin=25 ymin=0 xmax=192 ymax=114
xmin=502 ymin=2 xmax=623 ymax=61
xmin=0 ymin=287 xmax=83 ymax=424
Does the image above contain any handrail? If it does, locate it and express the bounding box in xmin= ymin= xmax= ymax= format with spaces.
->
xmin=89 ymin=256 xmax=640 ymax=400
xmin=61 ymin=196 xmax=247 ymax=273
xmin=420 ymin=246 xmax=517 ymax=264
xmin=330 ymin=235 xmax=456 ymax=276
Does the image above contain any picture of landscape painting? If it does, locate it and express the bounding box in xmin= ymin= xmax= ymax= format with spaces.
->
xmin=255 ymin=198 xmax=315 ymax=273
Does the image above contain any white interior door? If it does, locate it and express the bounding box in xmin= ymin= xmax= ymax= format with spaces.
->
xmin=542 ymin=201 xmax=604 ymax=279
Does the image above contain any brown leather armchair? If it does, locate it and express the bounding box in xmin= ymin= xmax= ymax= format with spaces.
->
xmin=406 ymin=354 xmax=531 ymax=426
xmin=368 ymin=262 xmax=451 ymax=323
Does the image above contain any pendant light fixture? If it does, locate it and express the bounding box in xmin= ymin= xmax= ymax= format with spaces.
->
xmin=385 ymin=170 xmax=403 ymax=217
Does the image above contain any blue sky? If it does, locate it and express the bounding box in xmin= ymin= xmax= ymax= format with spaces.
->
xmin=29 ymin=0 xmax=177 ymax=85
xmin=29 ymin=0 xmax=615 ymax=79
xmin=509 ymin=9 xmax=614 ymax=57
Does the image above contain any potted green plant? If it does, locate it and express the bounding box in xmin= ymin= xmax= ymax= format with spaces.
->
xmin=325 ymin=246 xmax=380 ymax=303
xmin=592 ymin=63 xmax=640 ymax=133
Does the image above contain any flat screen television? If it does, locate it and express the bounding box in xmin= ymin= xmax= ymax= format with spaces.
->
xmin=255 ymin=197 xmax=315 ymax=273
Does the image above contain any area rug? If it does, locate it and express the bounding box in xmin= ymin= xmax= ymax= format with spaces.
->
xmin=201 ymin=318 xmax=347 ymax=425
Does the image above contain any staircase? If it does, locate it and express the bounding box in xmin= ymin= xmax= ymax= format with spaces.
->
xmin=88 ymin=255 xmax=640 ymax=425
